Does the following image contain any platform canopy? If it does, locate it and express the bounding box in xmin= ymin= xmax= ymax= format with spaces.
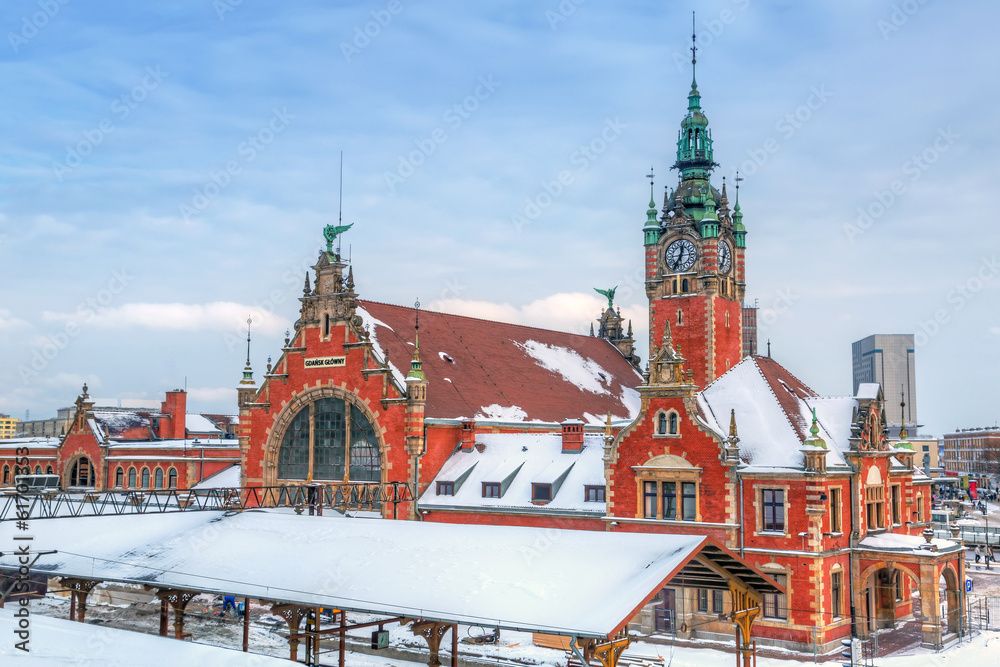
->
xmin=0 ymin=510 xmax=780 ymax=639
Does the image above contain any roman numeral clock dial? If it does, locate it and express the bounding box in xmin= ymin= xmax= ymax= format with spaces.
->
xmin=717 ymin=240 xmax=732 ymax=274
xmin=665 ymin=239 xmax=697 ymax=272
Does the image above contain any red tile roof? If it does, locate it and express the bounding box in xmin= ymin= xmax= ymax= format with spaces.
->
xmin=751 ymin=355 xmax=819 ymax=442
xmin=358 ymin=300 xmax=643 ymax=423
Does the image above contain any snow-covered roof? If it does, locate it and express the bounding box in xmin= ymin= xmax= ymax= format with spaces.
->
xmin=856 ymin=383 xmax=881 ymax=400
xmin=0 ymin=607 xmax=291 ymax=666
xmin=192 ymin=464 xmax=241 ymax=489
xmin=93 ymin=409 xmax=152 ymax=438
xmin=698 ymin=356 xmax=855 ymax=470
xmin=0 ymin=436 xmax=61 ymax=450
xmin=185 ymin=413 xmax=223 ymax=435
xmin=420 ymin=433 xmax=607 ymax=514
xmin=357 ymin=300 xmax=642 ymax=424
xmin=859 ymin=532 xmax=962 ymax=554
xmin=107 ymin=438 xmax=240 ymax=450
xmin=0 ymin=510 xmax=779 ymax=638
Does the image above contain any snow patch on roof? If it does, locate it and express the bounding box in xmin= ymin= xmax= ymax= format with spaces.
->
xmin=355 ymin=305 xmax=406 ymax=388
xmin=185 ymin=413 xmax=222 ymax=434
xmin=94 ymin=410 xmax=150 ymax=437
xmin=856 ymin=383 xmax=881 ymax=400
xmin=475 ymin=404 xmax=528 ymax=421
xmin=516 ymin=340 xmax=612 ymax=396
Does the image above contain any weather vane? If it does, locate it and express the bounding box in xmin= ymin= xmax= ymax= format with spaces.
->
xmin=646 ymin=166 xmax=655 ymax=185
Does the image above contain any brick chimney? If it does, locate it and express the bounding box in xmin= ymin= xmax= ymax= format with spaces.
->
xmin=561 ymin=419 xmax=585 ymax=453
xmin=160 ymin=390 xmax=187 ymax=440
xmin=460 ymin=420 xmax=476 ymax=451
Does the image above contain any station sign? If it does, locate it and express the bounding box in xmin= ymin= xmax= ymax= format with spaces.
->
xmin=304 ymin=356 xmax=346 ymax=368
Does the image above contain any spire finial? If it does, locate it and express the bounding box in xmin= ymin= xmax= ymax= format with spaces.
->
xmin=899 ymin=386 xmax=909 ymax=440
xmin=729 ymin=408 xmax=739 ymax=439
xmin=809 ymin=407 xmax=820 ymax=438
xmin=241 ymin=316 xmax=255 ymax=385
xmin=407 ymin=298 xmax=425 ymax=381
xmin=766 ymin=339 xmax=771 ymax=358
xmin=690 ymin=11 xmax=698 ymax=90
xmin=733 ymin=171 xmax=743 ymax=209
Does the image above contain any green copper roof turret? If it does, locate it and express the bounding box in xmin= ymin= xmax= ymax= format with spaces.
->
xmin=643 ymin=179 xmax=660 ymax=245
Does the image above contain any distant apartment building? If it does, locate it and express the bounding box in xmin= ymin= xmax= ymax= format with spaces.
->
xmin=741 ymin=302 xmax=757 ymax=357
xmin=852 ymin=334 xmax=917 ymax=437
xmin=0 ymin=415 xmax=18 ymax=440
xmin=941 ymin=427 xmax=1000 ymax=482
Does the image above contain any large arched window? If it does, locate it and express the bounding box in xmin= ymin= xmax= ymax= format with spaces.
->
xmin=141 ymin=468 xmax=150 ymax=489
xmin=278 ymin=397 xmax=381 ymax=482
xmin=127 ymin=467 xmax=136 ymax=489
xmin=154 ymin=469 xmax=164 ymax=489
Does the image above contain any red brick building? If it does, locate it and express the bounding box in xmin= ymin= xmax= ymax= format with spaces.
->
xmin=0 ymin=388 xmax=240 ymax=492
xmin=235 ymin=58 xmax=965 ymax=653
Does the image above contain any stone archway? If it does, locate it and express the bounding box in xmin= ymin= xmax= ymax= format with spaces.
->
xmin=65 ymin=455 xmax=95 ymax=489
xmin=939 ymin=566 xmax=960 ymax=637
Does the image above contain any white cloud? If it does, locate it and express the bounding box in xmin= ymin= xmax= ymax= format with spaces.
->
xmin=0 ymin=309 xmax=30 ymax=331
xmin=41 ymin=302 xmax=290 ymax=335
xmin=428 ymin=292 xmax=645 ymax=338
xmin=187 ymin=387 xmax=237 ymax=404
xmin=990 ymin=327 xmax=1000 ymax=336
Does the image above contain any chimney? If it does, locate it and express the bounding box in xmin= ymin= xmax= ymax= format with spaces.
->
xmin=160 ymin=390 xmax=187 ymax=440
xmin=460 ymin=420 xmax=476 ymax=451
xmin=561 ymin=419 xmax=585 ymax=453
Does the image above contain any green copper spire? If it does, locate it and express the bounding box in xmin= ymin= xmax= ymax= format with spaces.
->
xmin=731 ymin=171 xmax=746 ymax=248
xmin=643 ymin=168 xmax=660 ymax=245
xmin=700 ymin=184 xmax=719 ymax=238
xmin=240 ymin=316 xmax=254 ymax=385
xmin=671 ymin=14 xmax=718 ymax=227
xmin=803 ymin=407 xmax=827 ymax=450
xmin=407 ymin=300 xmax=425 ymax=381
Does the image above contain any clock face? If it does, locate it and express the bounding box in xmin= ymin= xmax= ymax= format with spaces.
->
xmin=665 ymin=239 xmax=697 ymax=272
xmin=717 ymin=241 xmax=732 ymax=274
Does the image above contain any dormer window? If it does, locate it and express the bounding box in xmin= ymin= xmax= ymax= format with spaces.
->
xmin=436 ymin=481 xmax=455 ymax=496
xmin=532 ymin=483 xmax=552 ymax=503
xmin=585 ymin=485 xmax=605 ymax=502
xmin=482 ymin=482 xmax=501 ymax=498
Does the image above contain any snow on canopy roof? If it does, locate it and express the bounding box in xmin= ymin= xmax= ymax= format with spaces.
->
xmin=698 ymin=356 xmax=856 ymax=469
xmin=185 ymin=413 xmax=222 ymax=434
xmin=0 ymin=607 xmax=291 ymax=666
xmin=420 ymin=433 xmax=607 ymax=514
xmin=357 ymin=300 xmax=642 ymax=423
xmin=0 ymin=511 xmax=778 ymax=638
xmin=192 ymin=464 xmax=241 ymax=489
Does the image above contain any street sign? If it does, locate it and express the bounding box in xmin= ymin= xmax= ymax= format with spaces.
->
xmin=966 ymin=578 xmax=973 ymax=593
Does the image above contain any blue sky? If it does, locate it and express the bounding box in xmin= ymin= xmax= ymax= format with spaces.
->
xmin=1 ymin=0 xmax=997 ymax=437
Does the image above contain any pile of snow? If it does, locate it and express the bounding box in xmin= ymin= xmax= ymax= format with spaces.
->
xmin=474 ymin=404 xmax=529 ymax=421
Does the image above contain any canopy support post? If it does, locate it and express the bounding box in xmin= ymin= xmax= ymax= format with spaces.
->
xmin=271 ymin=602 xmax=308 ymax=662
xmin=60 ymin=578 xmax=98 ymax=624
xmin=591 ymin=629 xmax=631 ymax=667
xmin=729 ymin=582 xmax=761 ymax=667
xmin=412 ymin=620 xmax=451 ymax=667
xmin=242 ymin=597 xmax=250 ymax=651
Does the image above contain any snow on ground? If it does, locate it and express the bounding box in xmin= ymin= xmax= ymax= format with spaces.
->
xmin=12 ymin=592 xmax=1000 ymax=666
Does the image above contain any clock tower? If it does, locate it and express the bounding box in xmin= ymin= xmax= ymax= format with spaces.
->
xmin=643 ymin=38 xmax=746 ymax=389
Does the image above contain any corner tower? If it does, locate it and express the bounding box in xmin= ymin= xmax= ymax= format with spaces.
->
xmin=643 ymin=29 xmax=746 ymax=388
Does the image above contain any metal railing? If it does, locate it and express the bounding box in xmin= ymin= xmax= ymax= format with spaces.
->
xmin=0 ymin=482 xmax=415 ymax=522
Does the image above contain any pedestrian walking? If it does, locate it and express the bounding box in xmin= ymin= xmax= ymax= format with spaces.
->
xmin=976 ymin=545 xmax=982 ymax=563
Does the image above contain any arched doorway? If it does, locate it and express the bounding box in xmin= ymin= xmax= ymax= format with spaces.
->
xmin=939 ymin=567 xmax=960 ymax=637
xmin=67 ymin=457 xmax=94 ymax=488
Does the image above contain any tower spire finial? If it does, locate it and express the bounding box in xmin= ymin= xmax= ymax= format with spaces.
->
xmin=690 ymin=11 xmax=698 ymax=90
xmin=407 ymin=298 xmax=425 ymax=381
xmin=899 ymin=386 xmax=909 ymax=440
xmin=241 ymin=316 xmax=255 ymax=385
